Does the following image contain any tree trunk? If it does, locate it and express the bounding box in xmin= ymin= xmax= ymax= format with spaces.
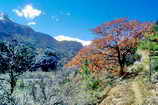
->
xmin=116 ymin=46 xmax=124 ymax=76
xmin=10 ymin=71 xmax=16 ymax=95
xmin=119 ymin=65 xmax=124 ymax=76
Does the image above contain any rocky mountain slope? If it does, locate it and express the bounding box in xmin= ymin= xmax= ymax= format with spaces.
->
xmin=0 ymin=12 xmax=83 ymax=66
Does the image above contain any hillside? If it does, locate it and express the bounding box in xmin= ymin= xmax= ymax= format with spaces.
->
xmin=0 ymin=14 xmax=158 ymax=105
xmin=0 ymin=13 xmax=83 ymax=66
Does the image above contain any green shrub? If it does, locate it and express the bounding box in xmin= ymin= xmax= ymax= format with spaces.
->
xmin=79 ymin=60 xmax=101 ymax=90
xmin=138 ymin=25 xmax=158 ymax=51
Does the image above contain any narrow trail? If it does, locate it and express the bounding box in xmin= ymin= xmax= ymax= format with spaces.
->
xmin=99 ymin=80 xmax=147 ymax=105
xmin=131 ymin=81 xmax=144 ymax=105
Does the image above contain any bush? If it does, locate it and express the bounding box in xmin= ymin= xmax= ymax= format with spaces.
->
xmin=79 ymin=60 xmax=101 ymax=90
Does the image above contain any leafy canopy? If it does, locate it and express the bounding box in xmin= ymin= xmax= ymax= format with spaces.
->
xmin=66 ymin=18 xmax=153 ymax=76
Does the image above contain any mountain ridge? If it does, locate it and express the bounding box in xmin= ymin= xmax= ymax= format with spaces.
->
xmin=0 ymin=13 xmax=83 ymax=66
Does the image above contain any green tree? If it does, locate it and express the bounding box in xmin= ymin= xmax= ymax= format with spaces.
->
xmin=138 ymin=24 xmax=158 ymax=81
xmin=139 ymin=24 xmax=158 ymax=51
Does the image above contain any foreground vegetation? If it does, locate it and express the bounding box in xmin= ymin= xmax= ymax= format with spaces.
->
xmin=1 ymin=18 xmax=158 ymax=105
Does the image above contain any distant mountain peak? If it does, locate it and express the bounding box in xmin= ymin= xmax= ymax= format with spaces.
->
xmin=0 ymin=12 xmax=10 ymax=21
xmin=0 ymin=13 xmax=83 ymax=67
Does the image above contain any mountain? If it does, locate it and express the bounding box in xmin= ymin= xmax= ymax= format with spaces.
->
xmin=0 ymin=12 xmax=83 ymax=66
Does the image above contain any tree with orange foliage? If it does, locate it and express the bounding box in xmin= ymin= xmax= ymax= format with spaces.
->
xmin=66 ymin=18 xmax=153 ymax=76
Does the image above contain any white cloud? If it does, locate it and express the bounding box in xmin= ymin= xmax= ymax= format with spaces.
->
xmin=27 ymin=21 xmax=36 ymax=25
xmin=54 ymin=35 xmax=91 ymax=46
xmin=13 ymin=4 xmax=42 ymax=19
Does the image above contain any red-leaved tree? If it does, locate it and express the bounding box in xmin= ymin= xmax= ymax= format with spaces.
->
xmin=66 ymin=18 xmax=153 ymax=76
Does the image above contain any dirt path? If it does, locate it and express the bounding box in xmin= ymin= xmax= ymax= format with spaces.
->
xmin=131 ymin=81 xmax=144 ymax=105
xmin=99 ymin=80 xmax=146 ymax=105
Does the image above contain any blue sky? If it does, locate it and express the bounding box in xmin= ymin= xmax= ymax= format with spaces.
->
xmin=0 ymin=0 xmax=157 ymax=41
